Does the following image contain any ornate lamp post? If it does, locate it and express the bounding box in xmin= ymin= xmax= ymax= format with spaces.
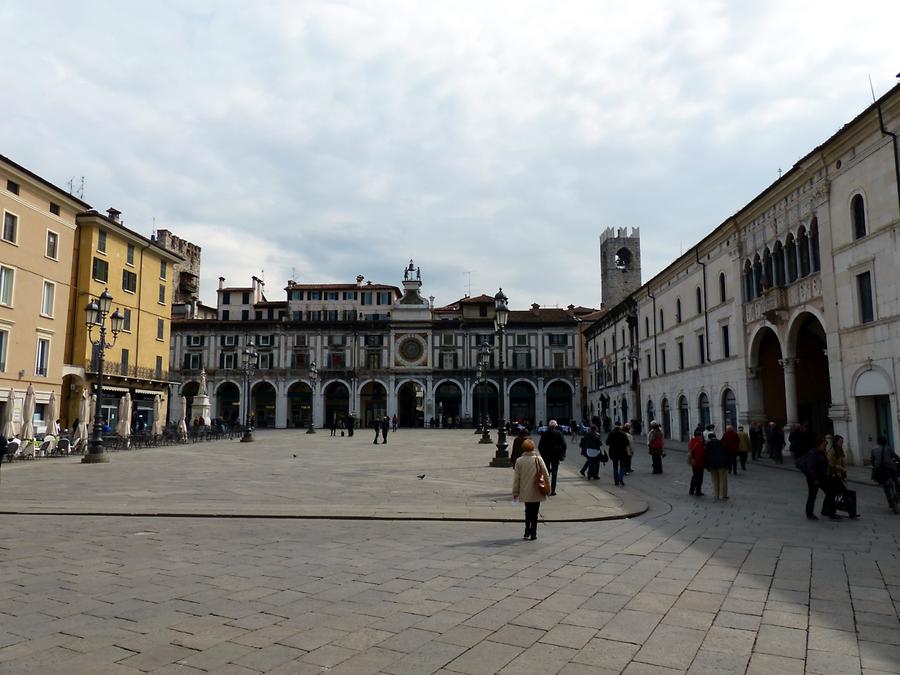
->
xmin=82 ymin=288 xmax=124 ymax=464
xmin=306 ymin=360 xmax=318 ymax=434
xmin=478 ymin=341 xmax=493 ymax=444
xmin=489 ymin=288 xmax=510 ymax=466
xmin=240 ymin=341 xmax=258 ymax=443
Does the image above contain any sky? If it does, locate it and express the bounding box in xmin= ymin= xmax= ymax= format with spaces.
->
xmin=2 ymin=1 xmax=898 ymax=310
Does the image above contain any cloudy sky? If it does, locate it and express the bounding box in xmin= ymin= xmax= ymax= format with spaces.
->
xmin=3 ymin=1 xmax=898 ymax=309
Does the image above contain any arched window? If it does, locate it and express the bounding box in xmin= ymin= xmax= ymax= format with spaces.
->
xmin=753 ymin=254 xmax=763 ymax=297
xmin=695 ymin=286 xmax=702 ymax=314
xmin=721 ymin=388 xmax=737 ymax=428
xmin=675 ymin=298 xmax=682 ymax=323
xmin=797 ymin=226 xmax=810 ymax=277
xmin=851 ymin=194 xmax=866 ymax=239
xmin=719 ymin=272 xmax=726 ymax=303
xmin=810 ymin=218 xmax=820 ymax=272
xmin=762 ymin=247 xmax=773 ymax=290
xmin=659 ymin=308 xmax=665 ymax=331
xmin=772 ymin=241 xmax=785 ymax=287
xmin=646 ymin=399 xmax=655 ymax=426
xmin=743 ymin=259 xmax=754 ymax=301
xmin=615 ymin=247 xmax=633 ymax=270
xmin=698 ymin=392 xmax=711 ymax=428
xmin=785 ymin=234 xmax=798 ymax=282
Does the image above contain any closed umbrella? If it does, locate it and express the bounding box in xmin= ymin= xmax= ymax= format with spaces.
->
xmin=46 ymin=392 xmax=59 ymax=435
xmin=77 ymin=391 xmax=91 ymax=448
xmin=122 ymin=392 xmax=132 ymax=439
xmin=2 ymin=388 xmax=14 ymax=439
xmin=115 ymin=396 xmax=126 ymax=436
xmin=178 ymin=396 xmax=188 ymax=438
xmin=152 ymin=395 xmax=163 ymax=435
xmin=21 ymin=384 xmax=35 ymax=440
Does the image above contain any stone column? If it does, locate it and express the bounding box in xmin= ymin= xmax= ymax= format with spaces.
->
xmin=780 ymin=358 xmax=799 ymax=427
xmin=274 ymin=379 xmax=288 ymax=429
xmin=535 ymin=377 xmax=546 ymax=425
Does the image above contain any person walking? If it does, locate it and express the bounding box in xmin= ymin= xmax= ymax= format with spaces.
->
xmin=538 ymin=420 xmax=567 ymax=495
xmin=512 ymin=439 xmax=551 ymax=540
xmin=329 ymin=413 xmax=337 ymax=437
xmin=767 ymin=422 xmax=785 ymax=464
xmin=736 ymin=425 xmax=752 ymax=471
xmin=346 ymin=414 xmax=354 ymax=437
xmin=623 ymin=422 xmax=635 ymax=474
xmin=647 ymin=421 xmax=664 ymax=474
xmin=688 ymin=428 xmax=705 ymax=496
xmin=607 ymin=423 xmax=629 ymax=486
xmin=381 ymin=416 xmax=389 ymax=444
xmin=749 ymin=421 xmax=764 ymax=460
xmin=826 ymin=434 xmax=858 ymax=518
xmin=372 ymin=417 xmax=381 ymax=444
xmin=579 ymin=424 xmax=605 ymax=479
xmin=392 ymin=414 xmax=398 ymax=432
xmin=789 ymin=423 xmax=813 ymax=466
xmin=704 ymin=429 xmax=730 ymax=500
xmin=722 ymin=425 xmax=740 ymax=475
xmin=801 ymin=437 xmax=830 ymax=520
xmin=510 ymin=427 xmax=530 ymax=467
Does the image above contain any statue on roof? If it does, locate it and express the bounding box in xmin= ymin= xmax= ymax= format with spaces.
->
xmin=416 ymin=266 xmax=421 ymax=280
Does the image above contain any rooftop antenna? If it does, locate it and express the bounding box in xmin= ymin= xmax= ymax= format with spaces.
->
xmin=868 ymin=73 xmax=877 ymax=103
xmin=778 ymin=168 xmax=782 ymax=178
xmin=66 ymin=176 xmax=85 ymax=199
xmin=465 ymin=271 xmax=472 ymax=297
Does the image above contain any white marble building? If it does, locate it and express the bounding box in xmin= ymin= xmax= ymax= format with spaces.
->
xmin=587 ymin=84 xmax=900 ymax=462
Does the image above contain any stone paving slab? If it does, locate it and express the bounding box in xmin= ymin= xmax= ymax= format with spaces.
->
xmin=0 ymin=430 xmax=646 ymax=521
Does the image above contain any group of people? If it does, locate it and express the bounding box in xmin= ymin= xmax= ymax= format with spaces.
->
xmin=686 ymin=424 xmax=750 ymax=499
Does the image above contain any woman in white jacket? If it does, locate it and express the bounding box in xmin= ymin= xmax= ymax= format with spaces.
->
xmin=512 ymin=439 xmax=552 ymax=540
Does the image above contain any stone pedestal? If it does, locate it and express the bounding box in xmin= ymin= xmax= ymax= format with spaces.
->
xmin=192 ymin=394 xmax=211 ymax=426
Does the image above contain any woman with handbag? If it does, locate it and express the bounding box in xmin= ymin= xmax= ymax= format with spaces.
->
xmin=826 ymin=435 xmax=859 ymax=518
xmin=512 ymin=438 xmax=552 ymax=540
xmin=579 ymin=425 xmax=606 ymax=479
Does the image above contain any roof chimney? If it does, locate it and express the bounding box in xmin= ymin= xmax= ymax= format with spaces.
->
xmin=106 ymin=207 xmax=121 ymax=222
xmin=356 ymin=275 xmax=364 ymax=287
xmin=218 ymin=276 xmax=225 ymax=290
xmin=531 ymin=303 xmax=540 ymax=311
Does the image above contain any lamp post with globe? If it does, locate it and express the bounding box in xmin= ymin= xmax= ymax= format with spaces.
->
xmin=489 ymin=288 xmax=510 ymax=466
xmin=82 ymin=288 xmax=124 ymax=464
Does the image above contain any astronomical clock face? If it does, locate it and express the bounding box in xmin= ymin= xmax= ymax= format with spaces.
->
xmin=396 ymin=334 xmax=427 ymax=367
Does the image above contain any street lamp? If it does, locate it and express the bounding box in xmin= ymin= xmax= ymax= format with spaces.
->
xmin=306 ymin=360 xmax=318 ymax=434
xmin=82 ymin=288 xmax=124 ymax=463
xmin=489 ymin=288 xmax=510 ymax=466
xmin=478 ymin=341 xmax=493 ymax=444
xmin=240 ymin=340 xmax=258 ymax=442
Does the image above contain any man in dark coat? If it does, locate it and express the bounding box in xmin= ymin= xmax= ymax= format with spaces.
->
xmin=538 ymin=420 xmax=567 ymax=495
xmin=606 ymin=424 xmax=630 ymax=486
xmin=372 ymin=417 xmax=381 ymax=444
xmin=801 ymin=437 xmax=831 ymax=520
xmin=346 ymin=414 xmax=354 ymax=437
xmin=381 ymin=416 xmax=389 ymax=444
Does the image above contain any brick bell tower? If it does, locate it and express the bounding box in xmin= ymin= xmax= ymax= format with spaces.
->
xmin=599 ymin=227 xmax=642 ymax=308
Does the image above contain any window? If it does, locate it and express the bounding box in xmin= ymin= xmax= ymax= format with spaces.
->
xmin=646 ymin=353 xmax=652 ymax=378
xmin=160 ymin=260 xmax=167 ymax=279
xmin=221 ymin=310 xmax=230 ymax=320
xmin=6 ymin=180 xmax=19 ymax=195
xmin=361 ymin=291 xmax=372 ymax=305
xmin=121 ymin=348 xmax=129 ymax=375
xmin=857 ymin=271 xmax=874 ymax=324
xmin=696 ymin=287 xmax=702 ymax=314
xmin=342 ymin=291 xmax=357 ymax=300
xmin=659 ymin=309 xmax=665 ymax=331
xmin=92 ymin=257 xmax=108 ymax=282
xmin=241 ymin=310 xmax=249 ymax=321
xmin=722 ymin=325 xmax=730 ymax=358
xmin=222 ymin=292 xmax=231 ymax=305
xmin=2 ymin=211 xmax=18 ymax=243
xmin=258 ymin=353 xmax=274 ymax=369
xmin=35 ymin=338 xmax=50 ymax=376
xmin=660 ymin=346 xmax=667 ymax=374
xmin=376 ymin=291 xmax=392 ymax=305
xmin=183 ymin=353 xmax=202 ymax=369
xmin=308 ymin=291 xmax=322 ymax=301
xmin=156 ymin=318 xmax=164 ymax=340
xmin=678 ymin=342 xmax=684 ymax=370
xmin=515 ymin=334 xmax=527 ymax=346
xmin=553 ymin=352 xmax=565 ymax=368
xmin=46 ymin=231 xmax=59 ymax=260
xmin=122 ymin=269 xmax=137 ymax=293
xmin=324 ymin=291 xmax=339 ymax=301
xmin=294 ymin=334 xmax=307 ymax=347
xmin=242 ymin=292 xmax=250 ymax=304
xmin=187 ymin=335 xmax=203 ymax=347
xmin=513 ymin=352 xmax=532 ymax=368
xmin=126 ymin=243 xmax=135 ymax=265
xmin=49 ymin=202 xmax=60 ymax=216
xmin=364 ymin=334 xmax=382 ymax=347
xmin=0 ymin=328 xmax=7 ymax=371
xmin=254 ymin=310 xmax=263 ymax=320
xmin=97 ymin=229 xmax=107 ymax=253
xmin=323 ymin=310 xmax=338 ymax=321
xmin=220 ymin=352 xmax=238 ymax=369
xmin=719 ymin=272 xmax=726 ymax=303
xmin=41 ymin=281 xmax=55 ymax=317
xmin=258 ymin=334 xmax=273 ymax=347
xmin=291 ymin=351 xmax=307 ymax=369
xmin=367 ymin=351 xmax=381 ymax=369
xmin=810 ymin=219 xmax=821 ymax=272
xmin=645 ymin=316 xmax=650 ymax=336
xmin=155 ymin=356 xmax=163 ymax=377
xmin=479 ymin=304 xmax=488 ymax=317
xmin=442 ymin=334 xmax=455 ymax=346
xmin=330 ymin=352 xmax=345 ymax=368
xmin=549 ymin=334 xmax=567 ymax=347
xmin=851 ymin=194 xmax=866 ymax=239
xmin=441 ymin=352 xmax=457 ymax=369
xmin=0 ymin=266 xmax=14 ymax=306
xmin=698 ymin=334 xmax=706 ymax=364
xmin=220 ymin=334 xmax=237 ymax=347
xmin=675 ymin=299 xmax=682 ymax=323
xmin=158 ymin=284 xmax=166 ymax=304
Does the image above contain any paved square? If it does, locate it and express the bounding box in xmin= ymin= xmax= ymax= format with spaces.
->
xmin=1 ymin=430 xmax=899 ymax=674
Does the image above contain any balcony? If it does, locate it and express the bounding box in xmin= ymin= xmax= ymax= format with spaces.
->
xmin=85 ymin=359 xmax=174 ymax=383
xmin=744 ymin=273 xmax=821 ymax=325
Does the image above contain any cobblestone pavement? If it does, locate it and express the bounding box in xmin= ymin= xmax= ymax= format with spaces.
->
xmin=1 ymin=431 xmax=899 ymax=674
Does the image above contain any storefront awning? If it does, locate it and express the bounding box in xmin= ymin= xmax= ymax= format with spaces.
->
xmin=134 ymin=388 xmax=164 ymax=396
xmin=97 ymin=385 xmax=129 ymax=393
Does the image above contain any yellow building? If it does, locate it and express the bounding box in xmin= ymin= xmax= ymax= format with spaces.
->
xmin=62 ymin=208 xmax=183 ymax=430
xmin=1 ymin=154 xmax=89 ymax=437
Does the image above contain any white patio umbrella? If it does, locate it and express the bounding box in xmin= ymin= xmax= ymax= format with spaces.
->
xmin=121 ymin=392 xmax=132 ymax=439
xmin=77 ymin=391 xmax=91 ymax=446
xmin=2 ymin=388 xmax=14 ymax=439
xmin=115 ymin=396 xmax=127 ymax=436
xmin=178 ymin=396 xmax=188 ymax=438
xmin=152 ymin=394 xmax=164 ymax=435
xmin=21 ymin=384 xmax=35 ymax=440
xmin=46 ymin=392 xmax=59 ymax=435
